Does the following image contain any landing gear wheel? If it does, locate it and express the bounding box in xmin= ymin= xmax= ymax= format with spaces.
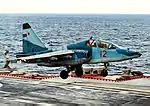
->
xmin=60 ymin=70 xmax=69 ymax=79
xmin=75 ymin=65 xmax=83 ymax=77
xmin=101 ymin=69 xmax=108 ymax=77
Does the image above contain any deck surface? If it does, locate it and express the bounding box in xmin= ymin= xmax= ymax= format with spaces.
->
xmin=0 ymin=71 xmax=149 ymax=106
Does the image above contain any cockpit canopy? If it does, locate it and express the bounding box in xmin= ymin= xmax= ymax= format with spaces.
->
xmin=85 ymin=39 xmax=117 ymax=49
xmin=67 ymin=38 xmax=119 ymax=51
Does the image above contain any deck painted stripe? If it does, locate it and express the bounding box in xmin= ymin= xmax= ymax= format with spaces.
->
xmin=72 ymin=83 xmax=150 ymax=93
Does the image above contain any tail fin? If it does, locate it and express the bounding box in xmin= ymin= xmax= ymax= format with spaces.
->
xmin=23 ymin=23 xmax=48 ymax=54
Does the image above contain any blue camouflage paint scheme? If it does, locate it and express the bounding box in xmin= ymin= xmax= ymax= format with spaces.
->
xmin=67 ymin=38 xmax=141 ymax=63
xmin=16 ymin=23 xmax=141 ymax=66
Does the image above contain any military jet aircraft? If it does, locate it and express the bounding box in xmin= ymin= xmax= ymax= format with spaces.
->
xmin=12 ymin=23 xmax=141 ymax=79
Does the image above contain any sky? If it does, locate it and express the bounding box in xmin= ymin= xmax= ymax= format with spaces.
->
xmin=0 ymin=0 xmax=150 ymax=14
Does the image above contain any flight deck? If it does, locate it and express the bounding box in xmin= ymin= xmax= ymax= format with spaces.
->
xmin=0 ymin=69 xmax=149 ymax=106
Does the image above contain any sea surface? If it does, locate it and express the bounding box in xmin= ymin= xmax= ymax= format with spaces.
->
xmin=0 ymin=14 xmax=149 ymax=74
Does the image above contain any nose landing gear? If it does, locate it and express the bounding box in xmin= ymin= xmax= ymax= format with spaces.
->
xmin=101 ymin=62 xmax=109 ymax=77
xmin=101 ymin=69 xmax=108 ymax=77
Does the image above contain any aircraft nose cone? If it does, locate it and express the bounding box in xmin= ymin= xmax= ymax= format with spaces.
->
xmin=132 ymin=52 xmax=142 ymax=57
xmin=116 ymin=48 xmax=142 ymax=57
xmin=137 ymin=52 xmax=142 ymax=57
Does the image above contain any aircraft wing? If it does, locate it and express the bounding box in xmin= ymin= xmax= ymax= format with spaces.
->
xmin=17 ymin=50 xmax=74 ymax=61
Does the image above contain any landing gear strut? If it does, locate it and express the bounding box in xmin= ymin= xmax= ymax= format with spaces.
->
xmin=104 ymin=62 xmax=109 ymax=68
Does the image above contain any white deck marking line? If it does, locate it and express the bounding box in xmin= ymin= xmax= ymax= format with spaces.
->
xmin=72 ymin=83 xmax=150 ymax=93
xmin=41 ymin=79 xmax=150 ymax=93
xmin=43 ymin=79 xmax=73 ymax=84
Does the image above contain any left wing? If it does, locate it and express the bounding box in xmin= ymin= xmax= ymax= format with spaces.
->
xmin=17 ymin=50 xmax=74 ymax=61
xmin=5 ymin=49 xmax=91 ymax=67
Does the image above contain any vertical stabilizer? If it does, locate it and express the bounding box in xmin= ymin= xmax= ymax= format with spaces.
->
xmin=23 ymin=23 xmax=48 ymax=54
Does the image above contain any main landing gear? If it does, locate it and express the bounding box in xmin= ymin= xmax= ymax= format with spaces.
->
xmin=60 ymin=65 xmax=83 ymax=79
xmin=60 ymin=63 xmax=109 ymax=79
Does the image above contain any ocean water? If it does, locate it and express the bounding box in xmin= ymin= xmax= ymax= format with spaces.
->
xmin=0 ymin=14 xmax=149 ymax=73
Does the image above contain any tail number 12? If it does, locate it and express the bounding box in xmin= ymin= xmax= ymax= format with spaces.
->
xmin=100 ymin=50 xmax=107 ymax=57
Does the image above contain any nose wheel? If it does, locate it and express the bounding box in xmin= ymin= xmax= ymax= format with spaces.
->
xmin=101 ymin=69 xmax=108 ymax=77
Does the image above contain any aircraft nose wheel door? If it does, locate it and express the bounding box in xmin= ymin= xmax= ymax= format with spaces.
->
xmin=75 ymin=65 xmax=83 ymax=77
